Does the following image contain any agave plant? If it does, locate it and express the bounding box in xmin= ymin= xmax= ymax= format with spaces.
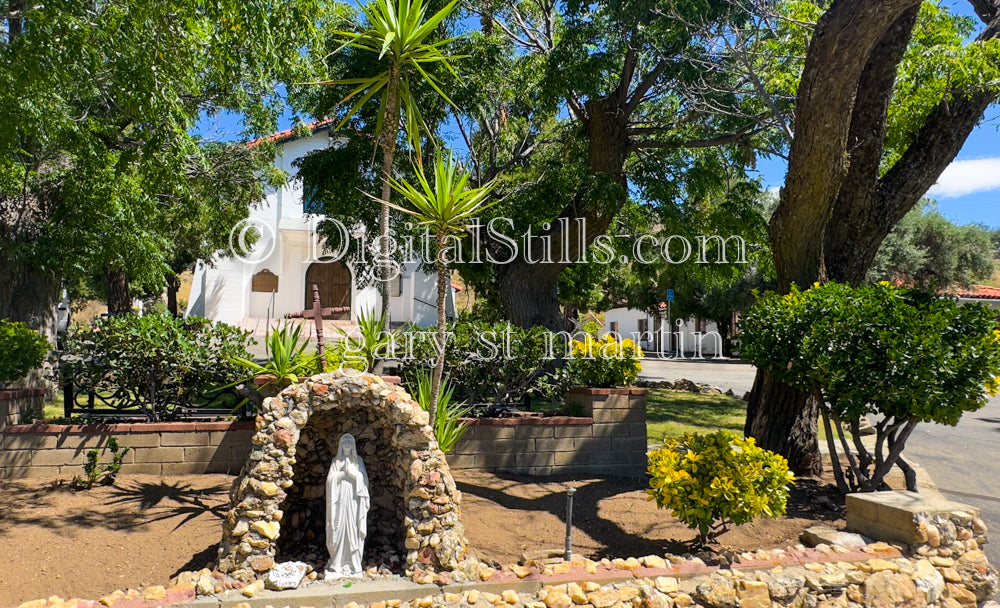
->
xmin=411 ymin=370 xmax=470 ymax=453
xmin=333 ymin=307 xmax=396 ymax=372
xmin=230 ymin=322 xmax=317 ymax=387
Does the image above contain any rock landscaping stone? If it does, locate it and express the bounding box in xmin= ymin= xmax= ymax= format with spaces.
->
xmin=801 ymin=526 xmax=869 ymax=549
xmin=912 ymin=563 xmax=944 ymax=604
xmin=139 ymin=586 xmax=166 ymax=601
xmin=694 ymin=574 xmax=737 ymax=608
xmin=861 ymin=570 xmax=920 ymax=608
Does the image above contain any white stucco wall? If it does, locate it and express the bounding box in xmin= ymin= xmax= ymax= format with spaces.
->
xmin=186 ymin=129 xmax=453 ymax=328
xmin=603 ymin=307 xmax=723 ymax=358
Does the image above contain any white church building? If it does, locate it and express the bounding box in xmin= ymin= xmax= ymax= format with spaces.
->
xmin=185 ymin=120 xmax=455 ymax=334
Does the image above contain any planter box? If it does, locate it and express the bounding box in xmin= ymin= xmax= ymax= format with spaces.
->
xmin=0 ymin=388 xmax=46 ymax=429
xmin=564 ymin=386 xmax=648 ymax=423
xmin=449 ymin=387 xmax=648 ymax=478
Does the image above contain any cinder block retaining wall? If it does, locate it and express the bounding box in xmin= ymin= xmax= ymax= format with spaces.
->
xmin=0 ymin=387 xmax=648 ymax=480
xmin=0 ymin=421 xmax=253 ymax=479
xmin=448 ymin=387 xmax=648 ymax=477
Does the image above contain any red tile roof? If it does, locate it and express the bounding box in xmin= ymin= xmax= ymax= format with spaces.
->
xmin=248 ymin=118 xmax=335 ymax=148
xmin=957 ymin=284 xmax=1000 ymax=300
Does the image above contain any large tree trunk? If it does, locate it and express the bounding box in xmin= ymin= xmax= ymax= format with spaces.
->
xmin=496 ymin=264 xmax=566 ymax=331
xmin=748 ymin=0 xmax=922 ymax=476
xmin=105 ymin=265 xmax=132 ymax=316
xmin=166 ymin=272 xmax=181 ymax=317
xmin=0 ymin=258 xmax=60 ymax=390
xmin=744 ymin=370 xmax=822 ymax=474
xmin=712 ymin=315 xmax=733 ymax=358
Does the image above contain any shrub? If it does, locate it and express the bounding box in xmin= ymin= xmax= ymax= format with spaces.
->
xmin=398 ymin=321 xmax=572 ymax=412
xmin=0 ymin=320 xmax=50 ymax=385
xmin=72 ymin=437 xmax=131 ymax=489
xmin=581 ymin=320 xmax=602 ymax=337
xmin=647 ymin=431 xmax=794 ymax=543
xmin=740 ymin=282 xmax=1000 ymax=492
xmin=331 ymin=308 xmax=395 ymax=372
xmin=62 ymin=314 xmax=253 ymax=421
xmin=566 ymin=335 xmax=643 ymax=388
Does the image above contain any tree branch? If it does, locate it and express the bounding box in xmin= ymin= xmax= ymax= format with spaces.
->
xmin=629 ymin=126 xmax=761 ymax=151
xmin=624 ymin=59 xmax=672 ymax=116
xmin=967 ymin=0 xmax=1000 ymax=24
xmin=769 ymin=0 xmax=922 ymax=291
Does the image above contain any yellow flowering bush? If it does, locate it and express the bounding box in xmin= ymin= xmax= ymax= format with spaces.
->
xmin=567 ymin=335 xmax=643 ymax=387
xmin=647 ymin=431 xmax=794 ymax=543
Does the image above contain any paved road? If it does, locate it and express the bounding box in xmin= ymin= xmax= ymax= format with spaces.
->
xmin=639 ymin=357 xmax=757 ymax=395
xmin=903 ymin=396 xmax=1000 ymax=568
xmin=641 ymin=358 xmax=1000 ymax=568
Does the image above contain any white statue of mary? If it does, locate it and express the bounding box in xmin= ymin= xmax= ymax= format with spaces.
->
xmin=325 ymin=433 xmax=370 ymax=577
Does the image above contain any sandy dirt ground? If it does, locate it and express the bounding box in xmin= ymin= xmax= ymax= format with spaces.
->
xmin=0 ymin=470 xmax=844 ymax=607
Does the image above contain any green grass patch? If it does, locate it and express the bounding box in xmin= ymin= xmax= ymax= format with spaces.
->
xmin=43 ymin=397 xmax=62 ymax=420
xmin=646 ymin=389 xmax=747 ymax=445
xmin=645 ymin=388 xmax=848 ymax=446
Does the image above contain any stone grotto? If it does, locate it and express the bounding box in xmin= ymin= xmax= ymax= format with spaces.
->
xmin=216 ymin=370 xmax=471 ymax=582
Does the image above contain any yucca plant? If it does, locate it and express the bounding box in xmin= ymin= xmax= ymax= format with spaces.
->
xmin=411 ymin=371 xmax=470 ymax=453
xmin=318 ymin=0 xmax=463 ymax=330
xmin=386 ymin=150 xmax=497 ymax=428
xmin=333 ymin=307 xmax=396 ymax=372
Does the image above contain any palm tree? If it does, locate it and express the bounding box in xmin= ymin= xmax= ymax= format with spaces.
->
xmin=386 ymin=151 xmax=497 ymax=427
xmin=319 ymin=0 xmax=462 ymax=340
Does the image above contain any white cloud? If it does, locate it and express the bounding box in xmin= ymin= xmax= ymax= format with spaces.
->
xmin=928 ymin=158 xmax=1000 ymax=198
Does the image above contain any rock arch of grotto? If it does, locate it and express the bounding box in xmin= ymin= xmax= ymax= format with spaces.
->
xmin=217 ymin=370 xmax=470 ymax=582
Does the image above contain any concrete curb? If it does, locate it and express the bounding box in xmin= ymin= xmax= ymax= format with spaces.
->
xmin=173 ymin=580 xmax=441 ymax=608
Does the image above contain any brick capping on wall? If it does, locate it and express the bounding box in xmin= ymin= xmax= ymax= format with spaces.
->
xmin=462 ymin=416 xmax=593 ymax=426
xmin=4 ymin=421 xmax=254 ymax=434
xmin=565 ymin=387 xmax=650 ymax=396
xmin=0 ymin=388 xmax=47 ymax=401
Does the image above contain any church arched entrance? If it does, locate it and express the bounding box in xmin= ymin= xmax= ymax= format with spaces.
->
xmin=305 ymin=259 xmax=351 ymax=317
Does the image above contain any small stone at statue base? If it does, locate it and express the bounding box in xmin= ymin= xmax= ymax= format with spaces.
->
xmin=265 ymin=561 xmax=310 ymax=590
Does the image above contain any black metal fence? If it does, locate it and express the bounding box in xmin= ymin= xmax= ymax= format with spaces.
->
xmin=60 ymin=367 xmax=250 ymax=422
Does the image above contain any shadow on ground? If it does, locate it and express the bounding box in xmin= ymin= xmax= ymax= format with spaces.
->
xmin=0 ymin=477 xmax=229 ymax=537
xmin=454 ymin=471 xmax=843 ymax=563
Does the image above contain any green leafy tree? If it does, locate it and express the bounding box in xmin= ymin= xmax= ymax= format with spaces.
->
xmin=742 ymin=283 xmax=1000 ymax=492
xmin=315 ymin=0 xmax=463 ymax=334
xmin=0 ymin=319 xmax=50 ymax=386
xmin=446 ymin=1 xmax=782 ymax=330
xmin=387 ymin=151 xmax=496 ymax=427
xmin=0 ymin=0 xmax=320 ymax=342
xmin=867 ymin=201 xmax=995 ymax=290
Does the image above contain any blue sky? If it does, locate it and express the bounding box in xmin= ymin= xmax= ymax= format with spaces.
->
xmin=203 ymin=0 xmax=1000 ymax=228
